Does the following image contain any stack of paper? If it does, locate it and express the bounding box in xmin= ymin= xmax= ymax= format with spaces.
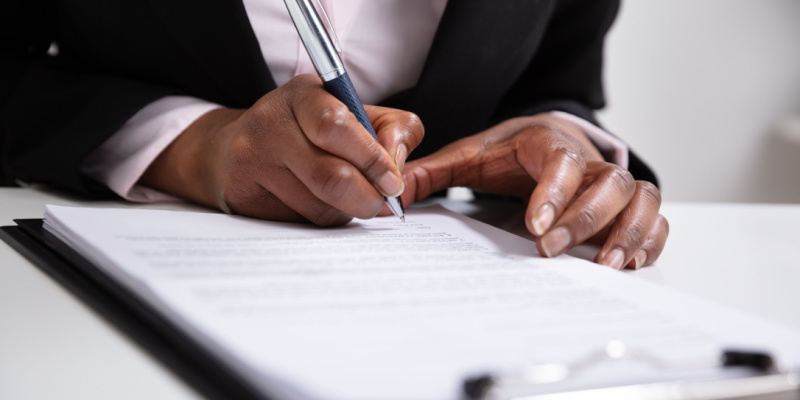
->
xmin=42 ymin=204 xmax=800 ymax=400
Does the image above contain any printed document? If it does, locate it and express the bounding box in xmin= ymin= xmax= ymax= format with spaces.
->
xmin=43 ymin=204 xmax=800 ymax=400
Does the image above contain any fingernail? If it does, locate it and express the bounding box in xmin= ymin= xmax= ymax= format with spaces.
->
xmin=600 ymin=248 xmax=625 ymax=270
xmin=394 ymin=144 xmax=408 ymax=170
xmin=531 ymin=203 xmax=554 ymax=236
xmin=633 ymin=250 xmax=647 ymax=270
xmin=378 ymin=171 xmax=404 ymax=198
xmin=540 ymin=227 xmax=571 ymax=258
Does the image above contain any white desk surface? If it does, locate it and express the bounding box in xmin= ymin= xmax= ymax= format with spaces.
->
xmin=2 ymin=187 xmax=799 ymax=400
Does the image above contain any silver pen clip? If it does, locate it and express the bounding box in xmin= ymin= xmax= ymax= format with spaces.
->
xmin=284 ymin=0 xmax=345 ymax=80
xmin=312 ymin=0 xmax=341 ymax=53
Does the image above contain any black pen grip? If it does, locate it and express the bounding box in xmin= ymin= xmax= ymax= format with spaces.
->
xmin=323 ymin=72 xmax=380 ymax=141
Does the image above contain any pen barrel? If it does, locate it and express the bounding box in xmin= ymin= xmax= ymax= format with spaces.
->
xmin=324 ymin=73 xmax=405 ymax=219
xmin=284 ymin=0 xmax=344 ymax=80
xmin=323 ymin=73 xmax=379 ymax=142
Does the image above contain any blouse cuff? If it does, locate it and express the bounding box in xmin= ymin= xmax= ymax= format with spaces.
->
xmin=80 ymin=96 xmax=221 ymax=202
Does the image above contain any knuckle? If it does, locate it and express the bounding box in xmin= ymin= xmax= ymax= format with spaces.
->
xmin=637 ymin=181 xmax=662 ymax=208
xmin=314 ymin=104 xmax=351 ymax=144
xmin=247 ymin=99 xmax=293 ymax=139
xmin=403 ymin=112 xmax=425 ymax=144
xmin=358 ymin=143 xmax=388 ymax=179
xmin=546 ymin=183 xmax=571 ymax=210
xmin=313 ymin=164 xmax=355 ymax=202
xmin=622 ymin=224 xmax=647 ymax=249
xmin=227 ymin=133 xmax=257 ymax=169
xmin=576 ymin=207 xmax=601 ymax=235
xmin=555 ymin=147 xmax=588 ymax=173
xmin=525 ymin=123 xmax=556 ymax=138
xmin=542 ymin=147 xmax=585 ymax=204
xmin=605 ymin=165 xmax=636 ymax=196
xmin=242 ymin=107 xmax=268 ymax=135
xmin=319 ymin=104 xmax=350 ymax=130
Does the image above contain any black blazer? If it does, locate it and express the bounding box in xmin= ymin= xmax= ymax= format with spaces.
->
xmin=0 ymin=0 xmax=656 ymax=196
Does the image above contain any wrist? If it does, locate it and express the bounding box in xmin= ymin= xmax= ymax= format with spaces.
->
xmin=140 ymin=108 xmax=245 ymax=209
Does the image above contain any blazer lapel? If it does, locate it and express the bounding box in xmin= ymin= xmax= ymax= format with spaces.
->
xmin=148 ymin=0 xmax=276 ymax=107
xmin=391 ymin=0 xmax=557 ymax=157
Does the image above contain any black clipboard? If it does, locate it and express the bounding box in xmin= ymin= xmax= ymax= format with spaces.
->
xmin=0 ymin=219 xmax=270 ymax=400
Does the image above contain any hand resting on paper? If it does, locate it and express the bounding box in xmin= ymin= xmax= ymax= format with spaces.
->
xmin=140 ymin=74 xmax=423 ymax=226
xmin=399 ymin=113 xmax=669 ymax=270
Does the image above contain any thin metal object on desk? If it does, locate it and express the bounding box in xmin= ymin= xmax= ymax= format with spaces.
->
xmin=490 ymin=373 xmax=800 ymax=400
xmin=464 ymin=341 xmax=800 ymax=400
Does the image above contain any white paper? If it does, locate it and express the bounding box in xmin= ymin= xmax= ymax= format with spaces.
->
xmin=43 ymin=204 xmax=800 ymax=400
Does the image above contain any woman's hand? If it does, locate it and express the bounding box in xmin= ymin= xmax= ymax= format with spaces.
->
xmin=140 ymin=74 xmax=424 ymax=226
xmin=401 ymin=113 xmax=668 ymax=269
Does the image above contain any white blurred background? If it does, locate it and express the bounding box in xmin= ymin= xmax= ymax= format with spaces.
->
xmin=598 ymin=0 xmax=800 ymax=203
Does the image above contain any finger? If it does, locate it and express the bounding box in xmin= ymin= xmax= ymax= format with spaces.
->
xmin=282 ymin=142 xmax=387 ymax=220
xmin=214 ymin=98 xmax=361 ymax=223
xmin=537 ymin=162 xmax=636 ymax=258
xmin=264 ymin=172 xmax=355 ymax=226
xmin=593 ymin=181 xmax=662 ymax=269
xmin=289 ymin=75 xmax=404 ymax=199
xmin=625 ymin=214 xmax=669 ymax=269
xmin=377 ymin=171 xmax=424 ymax=216
xmin=364 ymin=105 xmax=425 ymax=171
xmin=360 ymin=107 xmax=423 ymax=217
xmin=400 ymin=136 xmax=480 ymax=203
xmin=220 ymin=167 xmax=353 ymax=226
xmin=516 ymin=128 xmax=588 ymax=237
xmin=401 ymin=159 xmax=443 ymax=205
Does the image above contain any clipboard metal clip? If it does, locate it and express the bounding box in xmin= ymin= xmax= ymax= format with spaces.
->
xmin=463 ymin=341 xmax=800 ymax=400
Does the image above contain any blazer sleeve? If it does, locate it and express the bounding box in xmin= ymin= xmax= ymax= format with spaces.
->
xmin=492 ymin=0 xmax=659 ymax=186
xmin=0 ymin=1 xmax=175 ymax=197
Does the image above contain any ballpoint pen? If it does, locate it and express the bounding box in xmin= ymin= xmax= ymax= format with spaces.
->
xmin=283 ymin=0 xmax=406 ymax=222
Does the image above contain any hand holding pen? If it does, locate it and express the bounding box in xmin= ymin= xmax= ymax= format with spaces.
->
xmin=284 ymin=0 xmax=408 ymax=221
xmin=139 ymin=31 xmax=423 ymax=224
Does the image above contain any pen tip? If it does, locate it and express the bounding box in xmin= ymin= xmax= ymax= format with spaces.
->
xmin=399 ymin=216 xmax=406 ymax=223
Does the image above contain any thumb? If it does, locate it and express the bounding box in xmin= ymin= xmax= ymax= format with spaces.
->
xmin=402 ymin=145 xmax=472 ymax=204
xmin=375 ymin=160 xmax=442 ymax=216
